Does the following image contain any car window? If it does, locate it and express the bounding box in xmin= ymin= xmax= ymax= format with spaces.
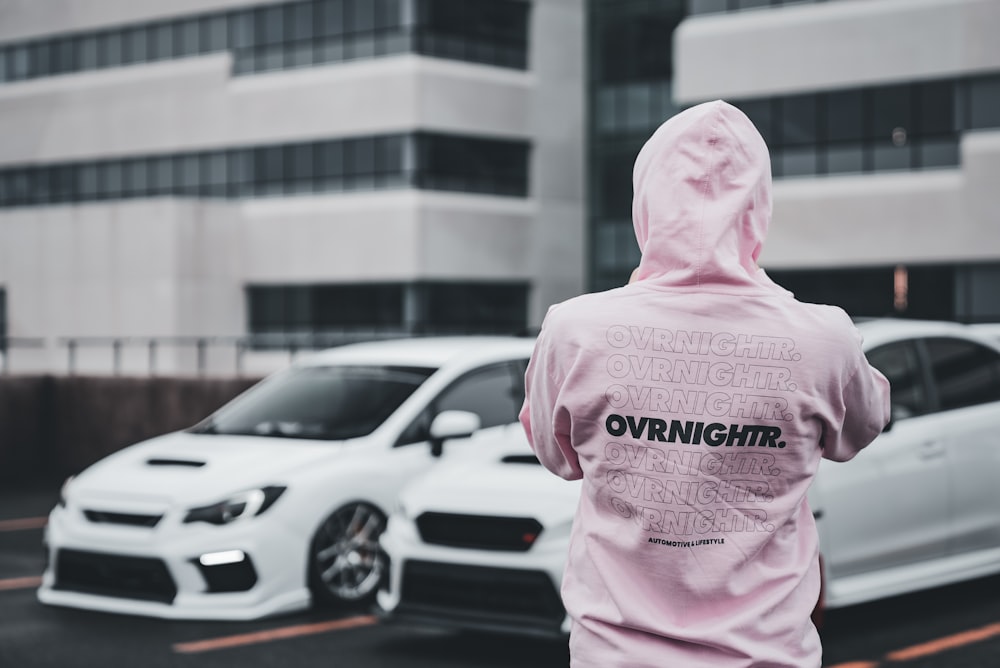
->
xmin=396 ymin=360 xmax=527 ymax=446
xmin=866 ymin=341 xmax=929 ymax=420
xmin=437 ymin=363 xmax=522 ymax=427
xmin=924 ymin=337 xmax=1000 ymax=411
xmin=192 ymin=365 xmax=435 ymax=441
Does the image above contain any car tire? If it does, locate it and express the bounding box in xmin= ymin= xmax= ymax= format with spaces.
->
xmin=308 ymin=501 xmax=388 ymax=607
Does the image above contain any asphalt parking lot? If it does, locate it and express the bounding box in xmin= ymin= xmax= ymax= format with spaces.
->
xmin=2 ymin=477 xmax=999 ymax=668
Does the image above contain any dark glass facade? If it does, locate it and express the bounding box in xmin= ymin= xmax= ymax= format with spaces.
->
xmin=414 ymin=0 xmax=530 ymax=70
xmin=768 ymin=264 xmax=1000 ymax=324
xmin=0 ymin=0 xmax=530 ymax=84
xmin=247 ymin=281 xmax=530 ymax=341
xmin=688 ymin=0 xmax=827 ymax=15
xmin=731 ymin=73 xmax=1000 ymax=179
xmin=588 ymin=0 xmax=687 ymax=292
xmin=0 ymin=132 xmax=530 ymax=207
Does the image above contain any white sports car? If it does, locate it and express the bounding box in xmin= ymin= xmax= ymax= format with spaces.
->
xmin=38 ymin=336 xmax=536 ymax=620
xmin=378 ymin=319 xmax=1000 ymax=634
xmin=379 ymin=433 xmax=576 ymax=636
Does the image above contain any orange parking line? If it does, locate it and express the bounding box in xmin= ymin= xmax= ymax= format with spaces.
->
xmin=886 ymin=622 xmax=1000 ymax=662
xmin=0 ymin=516 xmax=47 ymax=532
xmin=172 ymin=615 xmax=379 ymax=654
xmin=0 ymin=576 xmax=43 ymax=591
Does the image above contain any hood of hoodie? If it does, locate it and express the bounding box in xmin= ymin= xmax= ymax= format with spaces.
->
xmin=632 ymin=100 xmax=780 ymax=292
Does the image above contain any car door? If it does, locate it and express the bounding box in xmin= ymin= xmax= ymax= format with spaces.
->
xmin=920 ymin=336 xmax=1000 ymax=555
xmin=815 ymin=339 xmax=951 ymax=584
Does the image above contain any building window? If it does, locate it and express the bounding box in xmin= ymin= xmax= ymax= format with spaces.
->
xmin=414 ymin=133 xmax=530 ymax=196
xmin=595 ymin=80 xmax=681 ymax=137
xmin=688 ymin=0 xmax=828 ymax=15
xmin=248 ymin=284 xmax=406 ymax=342
xmin=591 ymin=0 xmax=685 ymax=137
xmin=0 ymin=0 xmax=530 ymax=86
xmin=588 ymin=0 xmax=687 ymax=291
xmin=728 ymin=73 xmax=1000 ymax=179
xmin=767 ymin=263 xmax=1000 ymax=323
xmin=247 ymin=282 xmax=529 ymax=345
xmin=414 ymin=282 xmax=529 ymax=334
xmin=969 ymin=76 xmax=1000 ymax=129
xmin=0 ymin=132 xmax=529 ymax=208
xmin=414 ymin=0 xmax=530 ymax=70
xmin=593 ymin=1 xmax=683 ymax=85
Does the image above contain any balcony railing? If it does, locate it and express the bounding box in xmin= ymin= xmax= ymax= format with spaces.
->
xmin=0 ymin=328 xmax=532 ymax=377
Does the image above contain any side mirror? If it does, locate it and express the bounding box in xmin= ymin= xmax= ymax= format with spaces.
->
xmin=428 ymin=410 xmax=481 ymax=458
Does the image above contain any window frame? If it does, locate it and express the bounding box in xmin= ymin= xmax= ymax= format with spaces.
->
xmin=917 ymin=336 xmax=1000 ymax=413
xmin=393 ymin=359 xmax=528 ymax=447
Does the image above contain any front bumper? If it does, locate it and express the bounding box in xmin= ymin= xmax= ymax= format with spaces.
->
xmin=377 ymin=514 xmax=570 ymax=636
xmin=37 ymin=502 xmax=311 ymax=620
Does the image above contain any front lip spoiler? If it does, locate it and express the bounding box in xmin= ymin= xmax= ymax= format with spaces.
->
xmin=379 ymin=603 xmax=567 ymax=639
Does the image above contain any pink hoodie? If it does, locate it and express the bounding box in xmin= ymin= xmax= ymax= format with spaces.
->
xmin=520 ymin=100 xmax=890 ymax=668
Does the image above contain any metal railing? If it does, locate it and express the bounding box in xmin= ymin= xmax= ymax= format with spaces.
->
xmin=0 ymin=337 xmax=45 ymax=375
xmin=1 ymin=327 xmax=530 ymax=376
xmin=57 ymin=336 xmax=241 ymax=377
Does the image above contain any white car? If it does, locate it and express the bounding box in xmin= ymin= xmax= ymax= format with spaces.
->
xmin=38 ymin=336 xmax=535 ymax=620
xmin=378 ymin=433 xmax=577 ymax=636
xmin=378 ymin=319 xmax=1000 ymax=634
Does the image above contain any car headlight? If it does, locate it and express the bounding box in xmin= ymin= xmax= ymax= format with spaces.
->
xmin=183 ymin=486 xmax=286 ymax=525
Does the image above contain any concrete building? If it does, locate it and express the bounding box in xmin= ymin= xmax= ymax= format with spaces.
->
xmin=590 ymin=0 xmax=1000 ymax=324
xmin=0 ymin=0 xmax=586 ymax=375
xmin=5 ymin=0 xmax=998 ymax=374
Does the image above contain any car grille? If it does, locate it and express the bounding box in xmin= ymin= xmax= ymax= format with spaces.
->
xmin=83 ymin=509 xmax=163 ymax=527
xmin=415 ymin=512 xmax=543 ymax=551
xmin=399 ymin=560 xmax=564 ymax=629
xmin=54 ymin=549 xmax=177 ymax=603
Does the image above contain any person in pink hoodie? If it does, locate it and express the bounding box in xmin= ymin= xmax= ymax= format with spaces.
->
xmin=519 ymin=100 xmax=891 ymax=668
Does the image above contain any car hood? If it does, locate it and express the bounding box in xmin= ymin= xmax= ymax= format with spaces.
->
xmin=67 ymin=430 xmax=343 ymax=508
xmin=399 ymin=445 xmax=581 ymax=527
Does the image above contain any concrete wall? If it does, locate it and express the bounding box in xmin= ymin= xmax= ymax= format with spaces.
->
xmin=674 ymin=0 xmax=1000 ymax=102
xmin=0 ymin=0 xmax=298 ymax=42
xmin=0 ymin=55 xmax=534 ymax=166
xmin=0 ymin=375 xmax=258 ymax=480
xmin=0 ymin=199 xmax=245 ymax=374
xmin=527 ymin=0 xmax=588 ymax=321
xmin=0 ymin=0 xmax=587 ymax=361
xmin=760 ymin=131 xmax=1000 ymax=270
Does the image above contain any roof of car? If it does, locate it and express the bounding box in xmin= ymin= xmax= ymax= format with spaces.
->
xmin=294 ymin=335 xmax=538 ymax=369
xmin=855 ymin=318 xmax=1000 ymax=349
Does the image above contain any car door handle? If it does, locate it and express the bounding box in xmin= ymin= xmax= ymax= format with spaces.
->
xmin=919 ymin=440 xmax=946 ymax=461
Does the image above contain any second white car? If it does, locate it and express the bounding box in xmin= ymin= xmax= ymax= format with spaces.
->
xmin=379 ymin=319 xmax=1000 ymax=634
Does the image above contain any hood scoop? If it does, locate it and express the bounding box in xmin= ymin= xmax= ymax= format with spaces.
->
xmin=146 ymin=458 xmax=206 ymax=468
xmin=501 ymin=454 xmax=540 ymax=465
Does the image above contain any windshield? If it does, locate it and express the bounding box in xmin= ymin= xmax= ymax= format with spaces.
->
xmin=192 ymin=365 xmax=436 ymax=441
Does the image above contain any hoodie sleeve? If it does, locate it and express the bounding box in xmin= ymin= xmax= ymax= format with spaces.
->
xmin=519 ymin=314 xmax=584 ymax=481
xmin=820 ymin=326 xmax=892 ymax=462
